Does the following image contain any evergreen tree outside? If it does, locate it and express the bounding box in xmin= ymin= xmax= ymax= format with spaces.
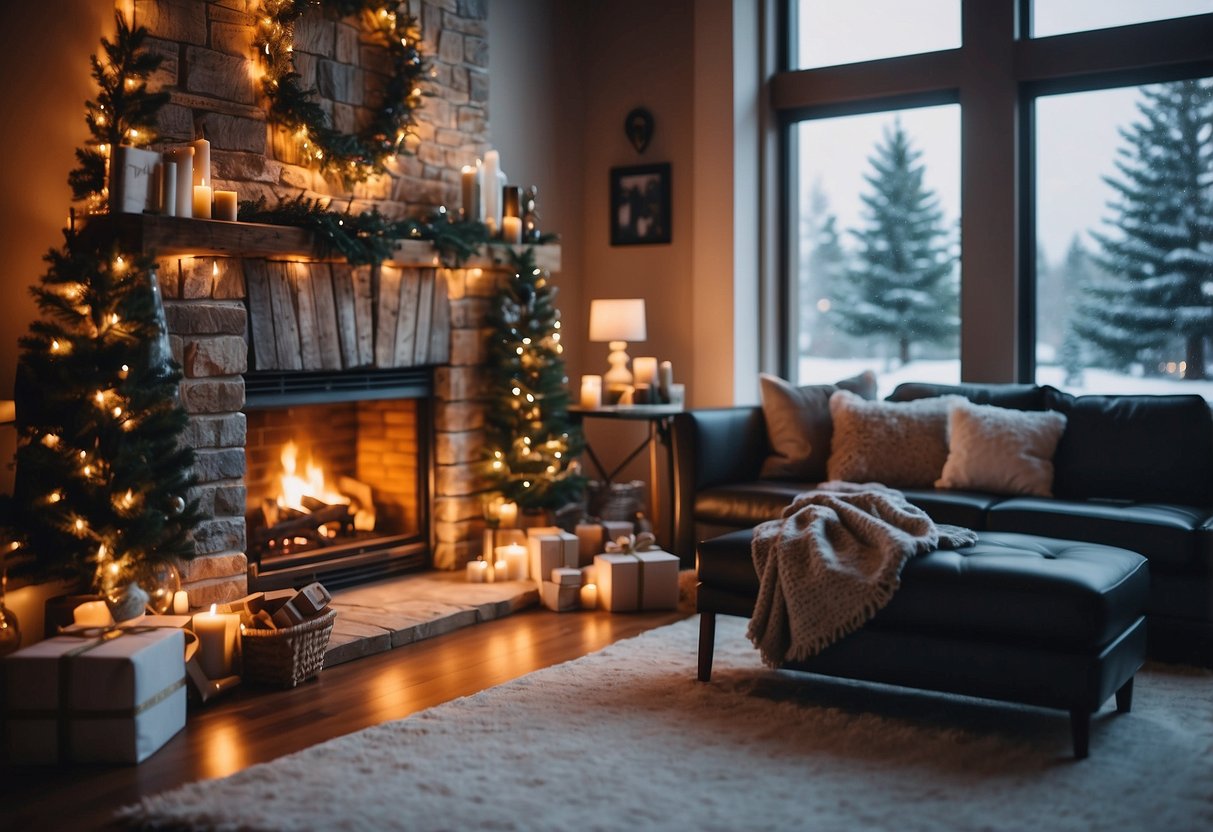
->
xmin=8 ymin=15 xmax=201 ymax=596
xmin=829 ymin=119 xmax=958 ymax=366
xmin=483 ymin=248 xmax=585 ymax=511
xmin=1077 ymin=78 xmax=1213 ymax=381
xmin=799 ymin=178 xmax=850 ymax=358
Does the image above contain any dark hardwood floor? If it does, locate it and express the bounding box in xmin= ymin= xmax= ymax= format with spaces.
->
xmin=1 ymin=606 xmax=688 ymax=831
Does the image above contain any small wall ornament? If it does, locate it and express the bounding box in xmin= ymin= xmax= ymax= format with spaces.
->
xmin=625 ymin=107 xmax=654 ymax=154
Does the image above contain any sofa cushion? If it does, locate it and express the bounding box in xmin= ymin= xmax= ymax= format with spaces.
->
xmin=827 ymin=391 xmax=964 ymax=488
xmin=1048 ymin=393 xmax=1213 ymax=506
xmin=758 ymin=371 xmax=877 ymax=481
xmin=887 ymin=382 xmax=1048 ymax=410
xmin=899 ymin=488 xmax=1001 ymax=530
xmin=695 ymin=481 xmax=804 ymax=528
xmin=986 ymin=497 xmax=1208 ymax=572
xmin=936 ymin=401 xmax=1068 ymax=497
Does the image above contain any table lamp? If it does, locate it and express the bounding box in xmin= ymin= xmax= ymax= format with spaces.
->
xmin=589 ymin=298 xmax=647 ymax=396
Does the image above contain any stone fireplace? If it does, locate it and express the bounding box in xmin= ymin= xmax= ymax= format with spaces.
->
xmin=148 ymin=239 xmax=556 ymax=608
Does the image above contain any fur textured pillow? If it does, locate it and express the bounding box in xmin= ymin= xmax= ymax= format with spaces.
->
xmin=937 ymin=401 xmax=1068 ymax=496
xmin=759 ymin=371 xmax=878 ymax=481
xmin=826 ymin=390 xmax=964 ymax=488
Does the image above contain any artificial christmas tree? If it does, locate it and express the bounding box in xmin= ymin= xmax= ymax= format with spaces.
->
xmin=483 ymin=248 xmax=585 ymax=511
xmin=8 ymin=15 xmax=201 ymax=605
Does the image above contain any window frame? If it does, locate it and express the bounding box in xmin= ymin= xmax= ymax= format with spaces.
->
xmin=772 ymin=0 xmax=1213 ymax=384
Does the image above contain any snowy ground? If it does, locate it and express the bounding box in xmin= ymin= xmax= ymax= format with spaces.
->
xmin=798 ymin=357 xmax=1213 ymax=401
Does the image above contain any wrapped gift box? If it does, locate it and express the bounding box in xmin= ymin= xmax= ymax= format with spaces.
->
xmin=601 ymin=520 xmax=634 ymax=543
xmin=527 ymin=531 xmax=578 ymax=583
xmin=551 ymin=567 xmax=582 ymax=587
xmin=593 ymin=550 xmax=680 ymax=612
xmin=540 ymin=580 xmax=580 ymax=612
xmin=3 ymin=627 xmax=186 ymax=764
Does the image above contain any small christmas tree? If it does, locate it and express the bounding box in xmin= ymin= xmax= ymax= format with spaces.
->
xmin=9 ymin=14 xmax=200 ymax=597
xmin=483 ymin=248 xmax=585 ymax=510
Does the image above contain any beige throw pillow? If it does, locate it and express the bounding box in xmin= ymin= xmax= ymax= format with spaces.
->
xmin=937 ymin=401 xmax=1068 ymax=496
xmin=759 ymin=371 xmax=878 ymax=481
xmin=826 ymin=390 xmax=964 ymax=488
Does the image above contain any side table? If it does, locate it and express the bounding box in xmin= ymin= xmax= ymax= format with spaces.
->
xmin=568 ymin=405 xmax=683 ymax=556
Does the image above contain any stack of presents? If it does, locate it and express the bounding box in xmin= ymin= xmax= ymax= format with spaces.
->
xmin=528 ymin=520 xmax=680 ymax=614
xmin=1 ymin=581 xmax=334 ymax=764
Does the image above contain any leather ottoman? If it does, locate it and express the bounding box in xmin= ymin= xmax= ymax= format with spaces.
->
xmin=696 ymin=529 xmax=1149 ymax=758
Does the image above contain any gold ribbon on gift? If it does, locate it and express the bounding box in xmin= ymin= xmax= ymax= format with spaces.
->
xmin=6 ymin=624 xmax=188 ymax=762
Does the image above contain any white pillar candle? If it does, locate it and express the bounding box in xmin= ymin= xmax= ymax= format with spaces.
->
xmin=461 ymin=164 xmax=479 ymax=221
xmin=481 ymin=149 xmax=500 ymax=235
xmin=497 ymin=543 xmax=528 ymax=581
xmin=580 ymin=375 xmax=602 ymax=409
xmin=192 ymin=604 xmax=240 ymax=679
xmin=172 ymin=589 xmax=190 ymax=615
xmin=159 ymin=160 xmax=177 ymax=217
xmin=193 ymin=185 xmax=213 ymax=219
xmin=498 ymin=500 xmax=518 ymax=528
xmin=502 ymin=215 xmax=523 ymax=244
xmin=579 ymin=583 xmax=598 ymax=610
xmin=493 ymin=558 xmax=509 ymax=582
xmin=165 ymin=147 xmax=194 ymax=218
xmin=466 ymin=559 xmax=488 ymax=583
xmin=73 ymin=600 xmax=115 ymax=628
xmin=189 ymin=138 xmax=210 ymax=188
xmin=214 ymin=189 xmax=238 ymax=221
xmin=633 ymin=357 xmax=658 ymax=387
xmin=658 ymin=360 xmax=675 ymax=399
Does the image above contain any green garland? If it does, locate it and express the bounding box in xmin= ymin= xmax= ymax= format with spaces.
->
xmin=253 ymin=0 xmax=428 ymax=183
xmin=239 ymin=195 xmax=493 ymax=266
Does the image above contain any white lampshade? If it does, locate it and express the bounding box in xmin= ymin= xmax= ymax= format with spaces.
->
xmin=589 ymin=298 xmax=647 ymax=343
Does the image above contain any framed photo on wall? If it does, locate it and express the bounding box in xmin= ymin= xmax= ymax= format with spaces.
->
xmin=610 ymin=163 xmax=671 ymax=246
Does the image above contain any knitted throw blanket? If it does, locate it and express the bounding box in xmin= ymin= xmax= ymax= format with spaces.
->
xmin=747 ymin=482 xmax=978 ymax=667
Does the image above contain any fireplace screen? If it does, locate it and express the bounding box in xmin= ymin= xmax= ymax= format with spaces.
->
xmin=244 ymin=398 xmax=427 ymax=589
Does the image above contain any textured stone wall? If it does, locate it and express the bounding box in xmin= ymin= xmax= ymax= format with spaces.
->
xmin=134 ymin=0 xmax=489 ymax=218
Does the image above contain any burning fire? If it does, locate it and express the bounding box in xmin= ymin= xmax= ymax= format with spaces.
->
xmin=278 ymin=441 xmax=349 ymax=511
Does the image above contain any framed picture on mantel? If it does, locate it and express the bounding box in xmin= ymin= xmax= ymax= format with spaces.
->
xmin=610 ymin=163 xmax=671 ymax=246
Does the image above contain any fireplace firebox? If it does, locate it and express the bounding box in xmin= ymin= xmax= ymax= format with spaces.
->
xmin=243 ymin=368 xmax=432 ymax=590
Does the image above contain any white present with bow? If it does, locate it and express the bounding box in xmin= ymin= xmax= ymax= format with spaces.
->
xmin=594 ymin=532 xmax=680 ymax=612
xmin=3 ymin=626 xmax=187 ymax=764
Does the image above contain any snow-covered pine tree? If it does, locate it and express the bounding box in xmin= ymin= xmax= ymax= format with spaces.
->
xmin=799 ymin=178 xmax=849 ymax=358
xmin=829 ymin=119 xmax=958 ymax=367
xmin=1077 ymin=78 xmax=1213 ymax=380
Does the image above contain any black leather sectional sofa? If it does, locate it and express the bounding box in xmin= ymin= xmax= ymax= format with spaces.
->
xmin=671 ymin=382 xmax=1213 ymax=665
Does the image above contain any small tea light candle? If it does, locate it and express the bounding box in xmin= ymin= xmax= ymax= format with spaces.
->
xmin=498 ymin=501 xmax=519 ymax=528
xmin=580 ymin=583 xmax=598 ymax=610
xmin=192 ymin=185 xmax=213 ymax=219
xmin=466 ymin=559 xmax=489 ymax=583
xmin=214 ymin=189 xmax=238 ymax=221
xmin=497 ymin=543 xmax=528 ymax=581
xmin=192 ymin=604 xmax=240 ymax=679
xmin=502 ymin=215 xmax=523 ymax=244
xmin=633 ymin=357 xmax=658 ymax=388
xmin=580 ymin=375 xmax=602 ymax=409
xmin=172 ymin=589 xmax=190 ymax=615
xmin=493 ymin=558 xmax=509 ymax=582
xmin=73 ymin=600 xmax=115 ymax=628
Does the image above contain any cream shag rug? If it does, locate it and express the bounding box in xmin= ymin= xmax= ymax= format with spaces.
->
xmin=121 ymin=616 xmax=1213 ymax=831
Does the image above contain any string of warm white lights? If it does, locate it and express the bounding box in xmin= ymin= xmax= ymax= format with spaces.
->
xmin=252 ymin=0 xmax=429 ymax=183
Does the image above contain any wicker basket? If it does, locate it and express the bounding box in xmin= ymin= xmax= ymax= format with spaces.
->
xmin=241 ymin=609 xmax=338 ymax=688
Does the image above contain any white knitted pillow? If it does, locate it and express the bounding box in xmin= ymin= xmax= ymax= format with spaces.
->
xmin=827 ymin=390 xmax=964 ymax=488
xmin=937 ymin=400 xmax=1068 ymax=496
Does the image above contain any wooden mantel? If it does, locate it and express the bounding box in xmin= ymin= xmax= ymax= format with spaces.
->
xmin=85 ymin=213 xmax=561 ymax=272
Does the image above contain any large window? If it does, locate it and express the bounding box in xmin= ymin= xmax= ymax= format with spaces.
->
xmin=777 ymin=1 xmax=1213 ymax=398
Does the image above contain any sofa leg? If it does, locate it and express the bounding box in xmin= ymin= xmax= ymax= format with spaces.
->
xmin=1069 ymin=709 xmax=1090 ymax=759
xmin=697 ymin=613 xmax=716 ymax=682
xmin=1115 ymin=677 xmax=1134 ymax=713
